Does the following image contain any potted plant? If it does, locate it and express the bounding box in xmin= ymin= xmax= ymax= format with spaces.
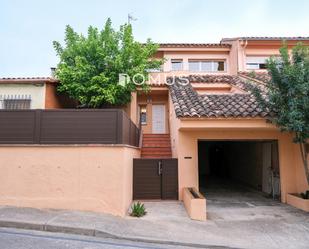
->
xmin=287 ymin=190 xmax=309 ymax=212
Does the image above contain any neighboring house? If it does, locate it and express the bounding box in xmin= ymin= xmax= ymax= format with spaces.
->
xmin=0 ymin=76 xmax=74 ymax=109
xmin=221 ymin=36 xmax=309 ymax=73
xmin=0 ymin=37 xmax=308 ymax=217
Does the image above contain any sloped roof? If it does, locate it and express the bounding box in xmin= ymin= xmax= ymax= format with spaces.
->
xmin=0 ymin=77 xmax=58 ymax=83
xmin=168 ymin=75 xmax=268 ymax=118
xmin=239 ymin=36 xmax=309 ymax=40
xmin=238 ymin=71 xmax=271 ymax=83
xmin=159 ymin=43 xmax=231 ymax=48
xmin=221 ymin=36 xmax=309 ymax=42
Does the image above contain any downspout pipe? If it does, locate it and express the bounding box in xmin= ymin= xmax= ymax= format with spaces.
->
xmin=239 ymin=39 xmax=248 ymax=71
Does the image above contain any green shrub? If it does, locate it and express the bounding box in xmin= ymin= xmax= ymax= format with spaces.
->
xmin=300 ymin=190 xmax=309 ymax=199
xmin=130 ymin=202 xmax=146 ymax=217
xmin=248 ymin=70 xmax=256 ymax=78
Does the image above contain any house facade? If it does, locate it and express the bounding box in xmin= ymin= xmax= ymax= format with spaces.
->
xmin=0 ymin=77 xmax=75 ymax=109
xmin=0 ymin=37 xmax=308 ymax=216
xmin=130 ymin=37 xmax=309 ymax=204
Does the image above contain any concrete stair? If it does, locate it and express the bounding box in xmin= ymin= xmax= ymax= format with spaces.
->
xmin=141 ymin=134 xmax=172 ymax=158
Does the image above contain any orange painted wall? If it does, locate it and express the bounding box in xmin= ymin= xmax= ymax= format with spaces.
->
xmin=222 ymin=39 xmax=309 ymax=72
xmin=168 ymin=93 xmax=180 ymax=157
xmin=44 ymin=83 xmax=76 ymax=109
xmin=170 ymin=117 xmax=308 ymax=203
xmin=0 ymin=145 xmax=140 ymax=217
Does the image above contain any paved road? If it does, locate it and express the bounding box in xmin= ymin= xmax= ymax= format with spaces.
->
xmin=0 ymin=227 xmax=222 ymax=249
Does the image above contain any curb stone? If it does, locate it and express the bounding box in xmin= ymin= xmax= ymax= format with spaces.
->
xmin=0 ymin=220 xmax=237 ymax=249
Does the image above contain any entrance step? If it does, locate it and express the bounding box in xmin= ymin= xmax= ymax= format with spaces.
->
xmin=141 ymin=134 xmax=172 ymax=158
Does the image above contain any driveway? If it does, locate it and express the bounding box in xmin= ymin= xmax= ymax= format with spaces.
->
xmin=0 ymin=187 xmax=308 ymax=249
xmin=137 ymin=182 xmax=309 ymax=249
xmin=200 ymin=179 xmax=284 ymax=221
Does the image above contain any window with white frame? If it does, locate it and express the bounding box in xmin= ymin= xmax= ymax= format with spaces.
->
xmin=171 ymin=59 xmax=183 ymax=71
xmin=246 ymin=56 xmax=269 ymax=70
xmin=188 ymin=60 xmax=226 ymax=72
xmin=0 ymin=95 xmax=31 ymax=109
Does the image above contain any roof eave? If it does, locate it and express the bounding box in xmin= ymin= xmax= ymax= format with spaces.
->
xmin=158 ymin=47 xmax=230 ymax=52
xmin=0 ymin=78 xmax=59 ymax=84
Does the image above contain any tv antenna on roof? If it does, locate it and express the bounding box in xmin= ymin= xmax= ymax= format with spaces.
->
xmin=128 ymin=13 xmax=137 ymax=24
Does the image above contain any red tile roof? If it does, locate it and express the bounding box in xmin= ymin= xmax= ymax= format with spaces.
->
xmin=0 ymin=77 xmax=58 ymax=83
xmin=159 ymin=43 xmax=231 ymax=48
xmin=221 ymin=36 xmax=309 ymax=42
xmin=169 ymin=75 xmax=268 ymax=118
xmin=238 ymin=71 xmax=271 ymax=83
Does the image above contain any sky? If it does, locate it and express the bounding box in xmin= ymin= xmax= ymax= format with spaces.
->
xmin=1 ymin=0 xmax=309 ymax=77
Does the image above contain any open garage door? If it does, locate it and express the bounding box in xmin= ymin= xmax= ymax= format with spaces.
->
xmin=198 ymin=140 xmax=280 ymax=199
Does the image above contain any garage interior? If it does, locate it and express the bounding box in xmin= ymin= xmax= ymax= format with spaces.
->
xmin=198 ymin=140 xmax=280 ymax=200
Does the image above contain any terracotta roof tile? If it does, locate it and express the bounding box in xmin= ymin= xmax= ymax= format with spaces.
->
xmin=238 ymin=71 xmax=271 ymax=83
xmin=222 ymin=36 xmax=309 ymax=42
xmin=239 ymin=36 xmax=309 ymax=40
xmin=0 ymin=77 xmax=58 ymax=83
xmin=168 ymin=75 xmax=268 ymax=118
xmin=159 ymin=43 xmax=231 ymax=48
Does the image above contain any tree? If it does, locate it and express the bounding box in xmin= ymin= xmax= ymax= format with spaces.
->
xmin=252 ymin=43 xmax=309 ymax=184
xmin=53 ymin=18 xmax=163 ymax=107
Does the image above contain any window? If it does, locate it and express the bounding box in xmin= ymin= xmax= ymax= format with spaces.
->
xmin=140 ymin=105 xmax=147 ymax=125
xmin=188 ymin=61 xmax=200 ymax=71
xmin=246 ymin=56 xmax=269 ymax=70
xmin=146 ymin=66 xmax=163 ymax=73
xmin=189 ymin=60 xmax=226 ymax=72
xmin=216 ymin=61 xmax=225 ymax=71
xmin=0 ymin=95 xmax=31 ymax=109
xmin=171 ymin=59 xmax=183 ymax=71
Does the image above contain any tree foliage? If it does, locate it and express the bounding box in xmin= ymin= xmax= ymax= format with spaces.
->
xmin=253 ymin=43 xmax=309 ymax=184
xmin=53 ymin=18 xmax=163 ymax=107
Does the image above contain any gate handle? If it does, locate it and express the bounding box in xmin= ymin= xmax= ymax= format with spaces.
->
xmin=158 ymin=161 xmax=162 ymax=175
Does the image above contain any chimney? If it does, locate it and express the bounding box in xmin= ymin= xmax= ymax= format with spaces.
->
xmin=50 ymin=67 xmax=56 ymax=78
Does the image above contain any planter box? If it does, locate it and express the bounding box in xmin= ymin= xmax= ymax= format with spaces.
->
xmin=183 ymin=187 xmax=206 ymax=221
xmin=287 ymin=193 xmax=309 ymax=212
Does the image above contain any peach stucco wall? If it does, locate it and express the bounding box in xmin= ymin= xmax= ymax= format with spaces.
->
xmin=0 ymin=145 xmax=140 ymax=217
xmin=183 ymin=187 xmax=206 ymax=221
xmin=227 ymin=40 xmax=309 ymax=72
xmin=168 ymin=95 xmax=180 ymax=157
xmin=172 ymin=119 xmax=308 ymax=203
xmin=45 ymin=83 xmax=63 ymax=108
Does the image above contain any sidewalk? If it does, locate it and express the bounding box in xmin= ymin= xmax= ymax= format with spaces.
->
xmin=0 ymin=201 xmax=309 ymax=249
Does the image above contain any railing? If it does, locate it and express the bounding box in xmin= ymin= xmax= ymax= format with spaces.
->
xmin=0 ymin=109 xmax=139 ymax=147
xmin=148 ymin=71 xmax=228 ymax=86
xmin=0 ymin=94 xmax=31 ymax=109
xmin=136 ymin=112 xmax=143 ymax=148
xmin=120 ymin=110 xmax=140 ymax=147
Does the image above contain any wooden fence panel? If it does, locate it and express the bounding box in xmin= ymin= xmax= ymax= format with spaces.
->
xmin=40 ymin=110 xmax=118 ymax=144
xmin=0 ymin=110 xmax=36 ymax=143
xmin=0 ymin=109 xmax=139 ymax=146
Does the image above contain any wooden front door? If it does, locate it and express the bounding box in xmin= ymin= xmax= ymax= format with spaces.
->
xmin=133 ymin=158 xmax=178 ymax=200
xmin=152 ymin=105 xmax=165 ymax=134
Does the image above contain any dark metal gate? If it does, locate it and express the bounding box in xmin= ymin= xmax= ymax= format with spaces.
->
xmin=133 ymin=158 xmax=178 ymax=200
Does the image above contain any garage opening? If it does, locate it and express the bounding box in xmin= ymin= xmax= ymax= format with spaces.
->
xmin=198 ymin=140 xmax=280 ymax=199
